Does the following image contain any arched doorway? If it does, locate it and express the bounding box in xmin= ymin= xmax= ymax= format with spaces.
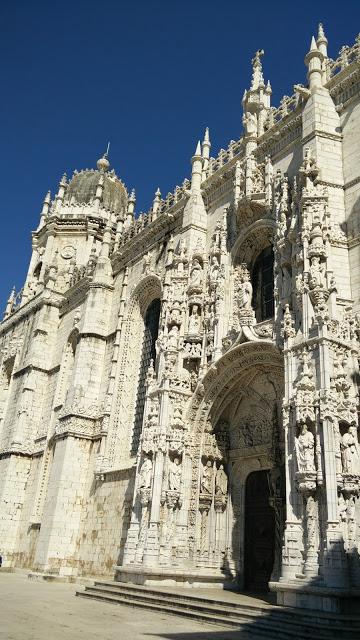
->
xmin=244 ymin=470 xmax=275 ymax=591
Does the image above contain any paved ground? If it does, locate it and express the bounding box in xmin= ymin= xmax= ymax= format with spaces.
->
xmin=0 ymin=571 xmax=258 ymax=640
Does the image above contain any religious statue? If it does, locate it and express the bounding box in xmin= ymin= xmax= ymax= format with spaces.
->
xmin=242 ymin=111 xmax=257 ymax=136
xmin=168 ymin=325 xmax=179 ymax=350
xmin=200 ymin=460 xmax=214 ymax=494
xmin=237 ymin=266 xmax=253 ymax=309
xmin=215 ymin=465 xmax=228 ymax=495
xmin=139 ymin=457 xmax=153 ymax=489
xmin=309 ymin=255 xmax=326 ymax=290
xmin=188 ymin=305 xmax=201 ymax=335
xmin=341 ymin=425 xmax=360 ymax=475
xmin=190 ymin=259 xmax=203 ymax=287
xmin=168 ymin=457 xmax=182 ymax=491
xmin=295 ymin=424 xmax=315 ymax=473
xmin=209 ymin=256 xmax=220 ymax=283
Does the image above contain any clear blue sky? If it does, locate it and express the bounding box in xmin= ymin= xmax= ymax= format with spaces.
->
xmin=1 ymin=0 xmax=359 ymax=308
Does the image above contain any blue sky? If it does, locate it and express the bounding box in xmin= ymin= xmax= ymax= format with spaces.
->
xmin=1 ymin=0 xmax=359 ymax=307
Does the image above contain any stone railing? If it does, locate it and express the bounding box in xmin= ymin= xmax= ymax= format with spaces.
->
xmin=264 ymin=92 xmax=302 ymax=129
xmin=327 ymin=34 xmax=360 ymax=78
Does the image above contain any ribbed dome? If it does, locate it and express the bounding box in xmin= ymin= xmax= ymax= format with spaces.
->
xmin=64 ymin=169 xmax=128 ymax=215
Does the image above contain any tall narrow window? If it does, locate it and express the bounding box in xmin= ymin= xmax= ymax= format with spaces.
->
xmin=252 ymin=247 xmax=274 ymax=322
xmin=131 ymin=298 xmax=161 ymax=455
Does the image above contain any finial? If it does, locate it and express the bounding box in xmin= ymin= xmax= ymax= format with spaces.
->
xmin=317 ymin=23 xmax=328 ymax=58
xmin=317 ymin=23 xmax=327 ymax=42
xmin=97 ymin=144 xmax=110 ymax=172
xmin=129 ymin=188 xmax=136 ymax=203
xmin=60 ymin=173 xmax=67 ymax=185
xmin=152 ymin=188 xmax=161 ymax=215
xmin=250 ymin=49 xmax=265 ymax=90
xmin=266 ymin=79 xmax=272 ymax=94
xmin=204 ymin=127 xmax=210 ymax=144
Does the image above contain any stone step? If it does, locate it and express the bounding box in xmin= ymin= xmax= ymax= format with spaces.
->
xmin=91 ymin=580 xmax=360 ymax=629
xmin=76 ymin=581 xmax=359 ymax=639
xmin=77 ymin=589 xmax=300 ymax=640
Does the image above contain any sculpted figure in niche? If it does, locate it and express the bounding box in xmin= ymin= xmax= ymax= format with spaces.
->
xmin=200 ymin=460 xmax=214 ymax=494
xmin=341 ymin=425 xmax=360 ymax=475
xmin=209 ymin=256 xmax=220 ymax=282
xmin=309 ymin=256 xmax=326 ymax=289
xmin=188 ymin=305 xmax=201 ymax=335
xmin=215 ymin=465 xmax=228 ymax=495
xmin=242 ymin=111 xmax=257 ymax=136
xmin=190 ymin=259 xmax=203 ymax=287
xmin=139 ymin=457 xmax=153 ymax=489
xmin=168 ymin=325 xmax=179 ymax=350
xmin=168 ymin=457 xmax=182 ymax=491
xmin=237 ymin=266 xmax=253 ymax=310
xmin=295 ymin=424 xmax=315 ymax=473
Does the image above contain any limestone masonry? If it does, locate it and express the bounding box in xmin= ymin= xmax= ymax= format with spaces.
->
xmin=1 ymin=25 xmax=360 ymax=612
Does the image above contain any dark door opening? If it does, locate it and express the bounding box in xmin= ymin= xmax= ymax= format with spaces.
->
xmin=244 ymin=470 xmax=275 ymax=591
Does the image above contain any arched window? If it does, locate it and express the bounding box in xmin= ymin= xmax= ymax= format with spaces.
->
xmin=252 ymin=247 xmax=274 ymax=322
xmin=131 ymin=298 xmax=161 ymax=454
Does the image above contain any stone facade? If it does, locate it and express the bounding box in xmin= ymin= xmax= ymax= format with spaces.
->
xmin=1 ymin=26 xmax=360 ymax=611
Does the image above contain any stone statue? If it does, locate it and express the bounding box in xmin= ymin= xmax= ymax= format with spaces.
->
xmin=188 ymin=305 xmax=200 ymax=335
xmin=209 ymin=256 xmax=220 ymax=282
xmin=215 ymin=465 xmax=228 ymax=495
xmin=309 ymin=255 xmax=326 ymax=289
xmin=237 ymin=266 xmax=253 ymax=309
xmin=168 ymin=325 xmax=179 ymax=350
xmin=200 ymin=460 xmax=213 ymax=494
xmin=190 ymin=259 xmax=203 ymax=287
xmin=341 ymin=425 xmax=360 ymax=475
xmin=295 ymin=424 xmax=315 ymax=472
xmin=168 ymin=457 xmax=182 ymax=491
xmin=242 ymin=111 xmax=257 ymax=136
xmin=139 ymin=457 xmax=152 ymax=489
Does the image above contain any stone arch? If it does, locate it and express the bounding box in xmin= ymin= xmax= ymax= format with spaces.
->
xmin=186 ymin=341 xmax=284 ymax=583
xmin=231 ymin=219 xmax=276 ymax=322
xmin=109 ymin=275 xmax=162 ymax=465
xmin=231 ymin=219 xmax=275 ymax=268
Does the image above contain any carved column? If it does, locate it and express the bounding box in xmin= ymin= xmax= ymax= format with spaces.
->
xmin=143 ymin=378 xmax=169 ymax=566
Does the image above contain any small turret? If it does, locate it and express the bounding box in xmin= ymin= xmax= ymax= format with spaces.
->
xmin=54 ymin=173 xmax=67 ymax=211
xmin=305 ymin=36 xmax=324 ymax=92
xmin=190 ymin=140 xmax=203 ymax=193
xmin=152 ymin=187 xmax=161 ymax=218
xmin=317 ymin=23 xmax=328 ymax=58
xmin=3 ymin=286 xmax=16 ymax=319
xmin=201 ymin=127 xmax=211 ymax=182
xmin=38 ymin=191 xmax=51 ymax=229
xmin=126 ymin=189 xmax=136 ymax=226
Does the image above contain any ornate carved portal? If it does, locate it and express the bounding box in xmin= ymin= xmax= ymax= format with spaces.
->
xmin=191 ymin=359 xmax=284 ymax=590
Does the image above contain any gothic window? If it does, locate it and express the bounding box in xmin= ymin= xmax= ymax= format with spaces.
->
xmin=252 ymin=247 xmax=274 ymax=322
xmin=131 ymin=298 xmax=161 ymax=455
